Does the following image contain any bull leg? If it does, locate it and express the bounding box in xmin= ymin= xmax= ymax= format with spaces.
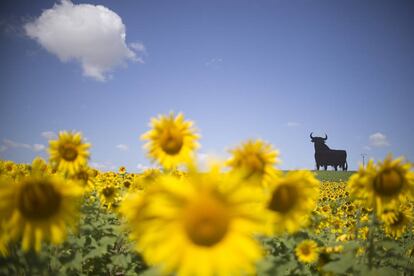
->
xmin=334 ymin=166 xmax=338 ymax=171
xmin=324 ymin=165 xmax=327 ymax=170
xmin=316 ymin=164 xmax=320 ymax=170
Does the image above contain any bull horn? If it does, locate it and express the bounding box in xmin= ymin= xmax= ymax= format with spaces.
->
xmin=310 ymin=132 xmax=314 ymax=139
xmin=323 ymin=134 xmax=328 ymax=140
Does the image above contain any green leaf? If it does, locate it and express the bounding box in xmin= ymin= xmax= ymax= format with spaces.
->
xmin=379 ymin=240 xmax=400 ymax=251
xmin=363 ymin=267 xmax=400 ymax=276
xmin=83 ymin=247 xmax=106 ymax=259
xmin=322 ymin=252 xmax=354 ymax=274
xmin=64 ymin=251 xmax=83 ymax=270
xmin=110 ymin=254 xmax=131 ymax=268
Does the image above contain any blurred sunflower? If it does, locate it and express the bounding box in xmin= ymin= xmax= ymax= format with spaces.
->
xmin=141 ymin=168 xmax=162 ymax=183
xmin=0 ymin=174 xmax=83 ymax=252
xmin=122 ymin=177 xmax=133 ymax=189
xmin=295 ymin=239 xmax=319 ymax=264
xmin=119 ymin=166 xmax=127 ymax=175
xmin=98 ymin=182 xmax=119 ymax=210
xmin=129 ymin=169 xmax=162 ymax=192
xmin=141 ymin=113 xmax=199 ymax=169
xmin=49 ymin=131 xmax=90 ymax=175
xmin=0 ymin=222 xmax=9 ymax=257
xmin=70 ymin=166 xmax=95 ymax=194
xmin=348 ymin=156 xmax=414 ymax=214
xmin=227 ymin=139 xmax=279 ymax=187
xmin=347 ymin=160 xmax=377 ymax=203
xmin=0 ymin=241 xmax=7 ymax=257
xmin=2 ymin=161 xmax=16 ymax=174
xmin=264 ymin=171 xmax=320 ymax=234
xmin=121 ymin=168 xmax=264 ymax=275
xmin=30 ymin=157 xmax=49 ymax=175
xmin=380 ymin=208 xmax=399 ymax=224
xmin=383 ymin=207 xmax=412 ymax=239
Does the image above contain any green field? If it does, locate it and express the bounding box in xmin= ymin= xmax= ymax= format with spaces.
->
xmin=312 ymin=170 xmax=355 ymax=182
xmin=283 ymin=170 xmax=355 ymax=182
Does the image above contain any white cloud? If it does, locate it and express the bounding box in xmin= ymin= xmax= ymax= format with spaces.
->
xmin=286 ymin=122 xmax=300 ymax=127
xmin=90 ymin=162 xmax=107 ymax=170
xmin=33 ymin=144 xmax=46 ymax=152
xmin=116 ymin=144 xmax=129 ymax=151
xmin=3 ymin=139 xmax=32 ymax=149
xmin=90 ymin=161 xmax=116 ymax=171
xmin=136 ymin=163 xmax=149 ymax=171
xmin=2 ymin=139 xmax=45 ymax=152
xmin=129 ymin=42 xmax=146 ymax=52
xmin=369 ymin=132 xmax=390 ymax=148
xmin=205 ymin=58 xmax=223 ymax=67
xmin=363 ymin=145 xmax=372 ymax=151
xmin=129 ymin=42 xmax=146 ymax=63
xmin=41 ymin=131 xmax=57 ymax=140
xmin=24 ymin=0 xmax=141 ymax=81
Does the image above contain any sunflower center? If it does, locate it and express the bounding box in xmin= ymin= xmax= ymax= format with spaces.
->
xmin=390 ymin=212 xmax=405 ymax=227
xmin=244 ymin=153 xmax=265 ymax=177
xmin=18 ymin=180 xmax=61 ymax=220
xmin=184 ymin=195 xmax=230 ymax=247
xmin=76 ymin=171 xmax=89 ymax=184
xmin=160 ymin=129 xmax=183 ymax=155
xmin=301 ymin=245 xmax=311 ymax=255
xmin=123 ymin=180 xmax=131 ymax=188
xmin=373 ymin=169 xmax=403 ymax=196
xmin=102 ymin=186 xmax=115 ymax=197
xmin=59 ymin=144 xmax=78 ymax=161
xmin=268 ymin=184 xmax=298 ymax=213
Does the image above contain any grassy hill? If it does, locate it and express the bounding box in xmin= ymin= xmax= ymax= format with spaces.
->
xmin=283 ymin=170 xmax=356 ymax=182
xmin=311 ymin=170 xmax=355 ymax=182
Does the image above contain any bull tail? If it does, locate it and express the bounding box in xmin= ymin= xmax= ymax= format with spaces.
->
xmin=344 ymin=161 xmax=348 ymax=171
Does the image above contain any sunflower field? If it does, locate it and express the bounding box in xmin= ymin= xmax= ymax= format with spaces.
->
xmin=1 ymin=113 xmax=413 ymax=276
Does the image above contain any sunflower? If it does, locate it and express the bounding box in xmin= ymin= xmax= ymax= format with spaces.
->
xmin=69 ymin=166 xmax=95 ymax=195
xmin=121 ymin=168 xmax=264 ymax=275
xmin=141 ymin=168 xmax=162 ymax=184
xmin=0 ymin=174 xmax=83 ymax=252
xmin=97 ymin=181 xmax=120 ymax=210
xmin=383 ymin=207 xmax=412 ymax=239
xmin=295 ymin=240 xmax=319 ymax=264
xmin=129 ymin=169 xmax=162 ymax=192
xmin=348 ymin=156 xmax=414 ymax=214
xmin=0 ymin=222 xmax=9 ymax=257
xmin=141 ymin=113 xmax=199 ymax=170
xmin=227 ymin=139 xmax=279 ymax=187
xmin=318 ymin=204 xmax=331 ymax=217
xmin=49 ymin=131 xmax=90 ymax=175
xmin=2 ymin=160 xmax=16 ymax=175
xmin=347 ymin=160 xmax=377 ymax=203
xmin=118 ymin=166 xmax=127 ymax=175
xmin=379 ymin=208 xmax=399 ymax=225
xmin=122 ymin=177 xmax=133 ymax=189
xmin=0 ymin=240 xmax=7 ymax=257
xmin=30 ymin=157 xmax=49 ymax=175
xmin=264 ymin=171 xmax=320 ymax=234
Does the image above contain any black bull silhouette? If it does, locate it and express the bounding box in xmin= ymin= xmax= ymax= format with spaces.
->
xmin=310 ymin=133 xmax=348 ymax=171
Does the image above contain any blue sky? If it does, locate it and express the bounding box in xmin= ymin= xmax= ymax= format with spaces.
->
xmin=1 ymin=0 xmax=413 ymax=171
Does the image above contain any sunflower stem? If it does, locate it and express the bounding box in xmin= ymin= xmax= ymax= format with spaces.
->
xmin=354 ymin=208 xmax=360 ymax=240
xmin=367 ymin=210 xmax=377 ymax=270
